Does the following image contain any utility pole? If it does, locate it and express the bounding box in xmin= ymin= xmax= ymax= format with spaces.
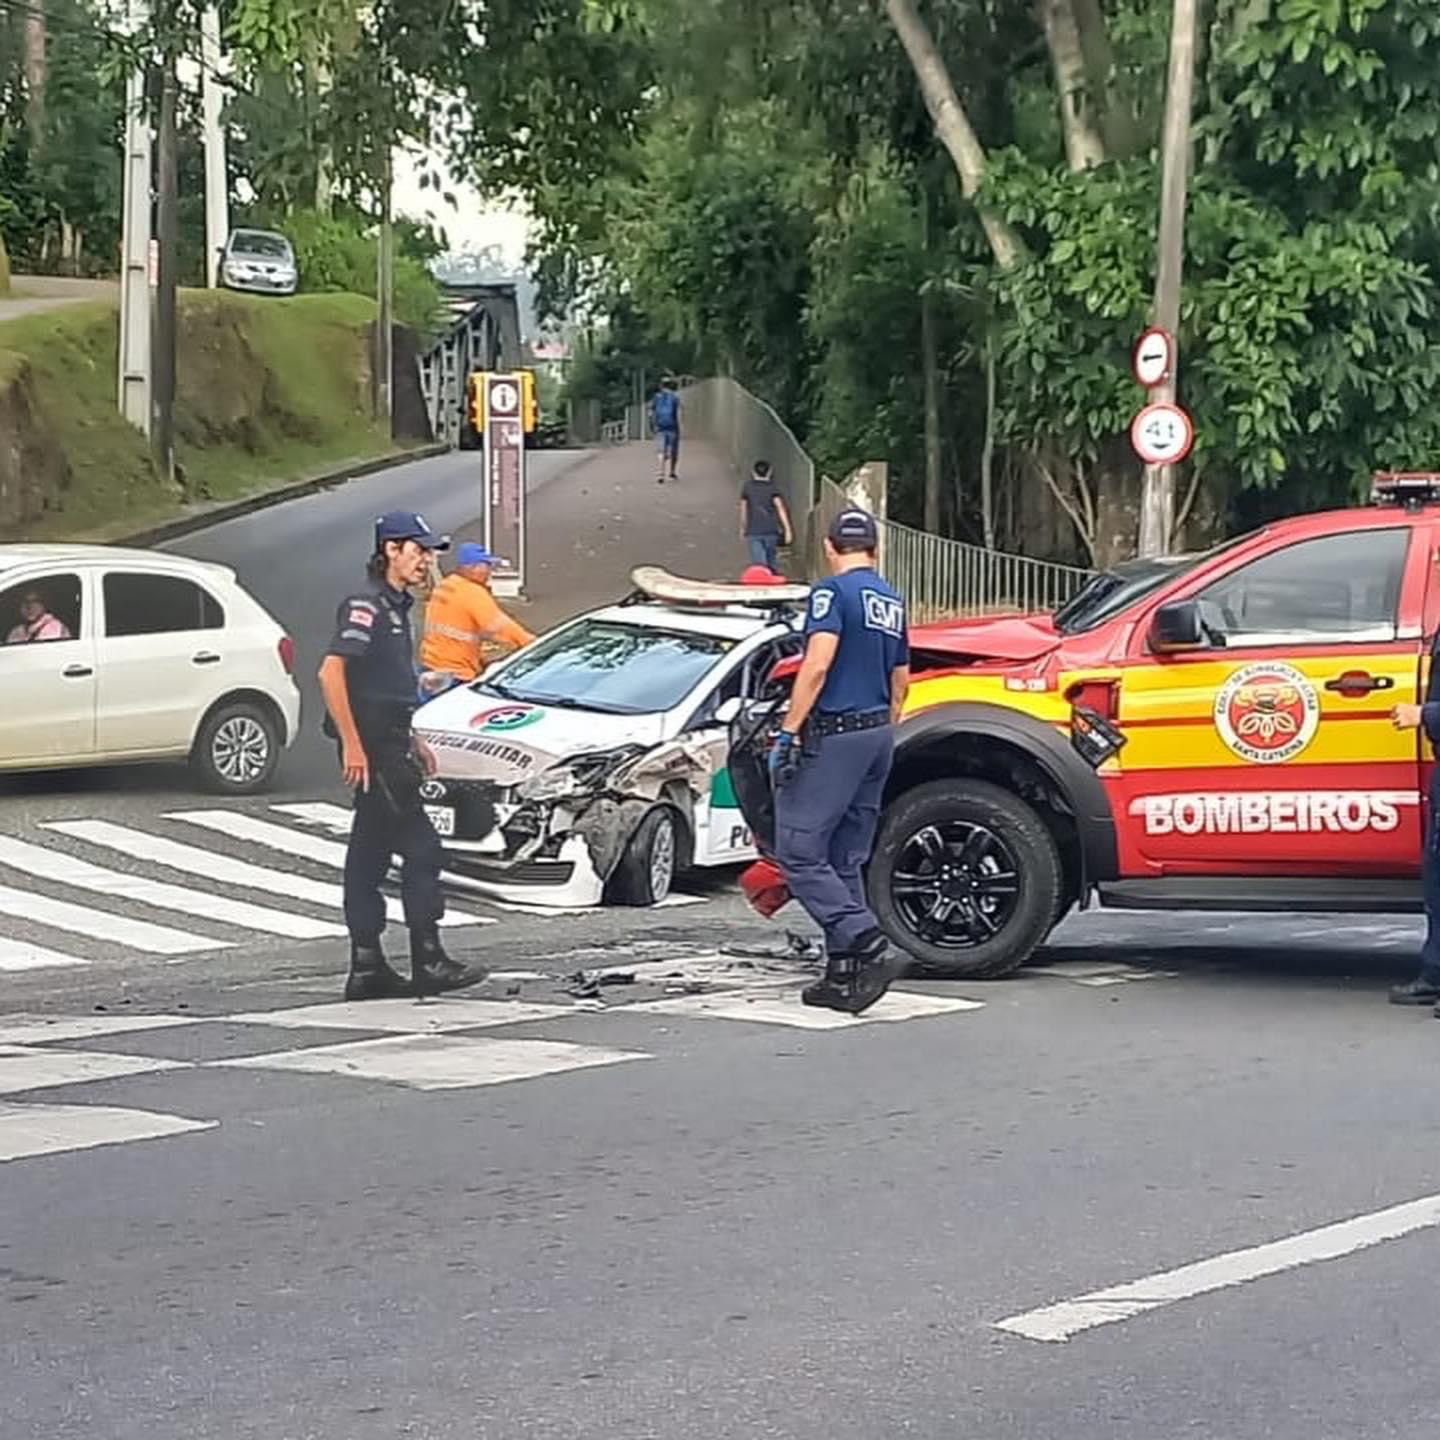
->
xmin=375 ymin=143 xmax=394 ymax=425
xmin=153 ymin=51 xmax=179 ymax=487
xmin=200 ymin=5 xmax=229 ymax=286
xmin=1136 ymin=0 xmax=1198 ymax=558
xmin=118 ymin=0 xmax=152 ymax=433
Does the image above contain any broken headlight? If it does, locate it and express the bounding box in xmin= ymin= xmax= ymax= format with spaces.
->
xmin=518 ymin=745 xmax=647 ymax=803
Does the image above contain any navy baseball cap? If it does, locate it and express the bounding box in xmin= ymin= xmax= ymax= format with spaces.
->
xmin=456 ymin=541 xmax=502 ymax=567
xmin=374 ymin=511 xmax=449 ymax=551
xmin=827 ymin=507 xmax=879 ymax=548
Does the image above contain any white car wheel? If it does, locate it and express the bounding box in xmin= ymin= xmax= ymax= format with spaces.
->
xmin=193 ymin=702 xmax=280 ymax=795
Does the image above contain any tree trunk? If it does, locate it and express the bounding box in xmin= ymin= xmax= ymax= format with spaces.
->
xmin=1070 ymin=0 xmax=1138 ymax=157
xmin=24 ymin=1 xmax=46 ymax=150
xmin=309 ymin=40 xmax=336 ymax=216
xmin=884 ymin=0 xmax=1025 ymax=270
xmin=1090 ymin=447 xmax=1141 ymax=568
xmin=980 ymin=335 xmax=997 ymax=549
xmin=921 ymin=284 xmax=942 ymax=534
xmin=1040 ymin=0 xmax=1105 ymax=170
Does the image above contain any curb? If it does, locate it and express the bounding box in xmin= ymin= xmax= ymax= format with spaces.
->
xmin=121 ymin=442 xmax=450 ymax=547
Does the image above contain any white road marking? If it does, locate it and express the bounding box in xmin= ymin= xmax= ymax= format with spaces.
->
xmin=0 ymin=939 xmax=90 ymax=972
xmin=0 ymin=882 xmax=223 ymax=956
xmin=216 ymin=1034 xmax=649 ymax=1090
xmin=51 ymin=820 xmax=421 ymax=930
xmin=269 ymin=801 xmax=354 ymax=834
xmin=0 ymin=1045 xmax=188 ymax=1095
xmin=221 ymin=997 xmax=575 ymax=1034
xmin=163 ymin=810 xmax=487 ymax=928
xmin=995 ymin=1192 xmax=1440 ymax=1343
xmin=629 ymin=988 xmax=986 ymax=1029
xmin=0 ymin=1102 xmax=216 ymax=1163
xmin=0 ymin=1014 xmax=197 ymax=1047
xmin=0 ymin=834 xmax=342 ymax=941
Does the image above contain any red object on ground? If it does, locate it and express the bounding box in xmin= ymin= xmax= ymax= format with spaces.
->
xmin=740 ymin=858 xmax=791 ymax=917
xmin=740 ymin=564 xmax=785 ymax=585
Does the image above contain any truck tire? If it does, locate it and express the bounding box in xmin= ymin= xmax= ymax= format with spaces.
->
xmin=870 ymin=779 xmax=1061 ymax=979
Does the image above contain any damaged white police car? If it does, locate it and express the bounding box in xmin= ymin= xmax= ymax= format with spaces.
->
xmin=411 ymin=568 xmax=807 ymax=907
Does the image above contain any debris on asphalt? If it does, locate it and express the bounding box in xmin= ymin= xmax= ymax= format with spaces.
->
xmin=565 ymin=968 xmax=637 ymax=998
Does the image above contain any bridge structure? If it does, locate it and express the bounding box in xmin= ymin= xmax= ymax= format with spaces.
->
xmin=415 ymin=281 xmax=525 ymax=448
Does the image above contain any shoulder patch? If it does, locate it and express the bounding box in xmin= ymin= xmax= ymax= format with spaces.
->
xmin=348 ymin=605 xmax=376 ymax=628
xmin=810 ymin=589 xmax=834 ymax=621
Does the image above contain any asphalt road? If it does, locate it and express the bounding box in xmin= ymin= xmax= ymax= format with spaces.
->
xmin=4 ymin=902 xmax=1438 ymax=1440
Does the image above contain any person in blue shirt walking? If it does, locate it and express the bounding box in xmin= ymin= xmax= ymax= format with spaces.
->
xmin=651 ymin=377 xmax=681 ymax=483
xmin=771 ymin=508 xmax=910 ymax=1013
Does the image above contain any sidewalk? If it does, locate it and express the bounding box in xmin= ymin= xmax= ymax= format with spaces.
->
xmin=457 ymin=440 xmax=756 ymax=632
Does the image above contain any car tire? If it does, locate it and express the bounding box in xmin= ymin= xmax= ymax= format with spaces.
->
xmin=869 ymin=779 xmax=1061 ymax=979
xmin=605 ymin=807 xmax=678 ymax=907
xmin=191 ymin=700 xmax=281 ymax=795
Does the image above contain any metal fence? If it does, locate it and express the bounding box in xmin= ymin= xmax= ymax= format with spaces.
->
xmin=813 ymin=478 xmax=1092 ymax=622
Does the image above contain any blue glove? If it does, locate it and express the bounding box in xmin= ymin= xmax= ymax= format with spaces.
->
xmin=768 ymin=730 xmax=799 ymax=785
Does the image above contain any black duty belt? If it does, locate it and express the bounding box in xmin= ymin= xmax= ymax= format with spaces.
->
xmin=811 ymin=708 xmax=890 ymax=738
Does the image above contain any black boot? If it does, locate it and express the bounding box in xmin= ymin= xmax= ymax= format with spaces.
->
xmin=843 ymin=929 xmax=902 ymax=1016
xmin=1389 ymin=975 xmax=1440 ymax=1007
xmin=411 ymin=929 xmax=489 ymax=997
xmin=801 ymin=950 xmax=857 ymax=1011
xmin=344 ymin=941 xmax=411 ymax=1002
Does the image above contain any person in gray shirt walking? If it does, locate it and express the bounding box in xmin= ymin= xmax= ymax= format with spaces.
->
xmin=739 ymin=460 xmax=794 ymax=573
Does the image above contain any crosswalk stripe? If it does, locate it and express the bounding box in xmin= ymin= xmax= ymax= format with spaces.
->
xmin=0 ymin=1102 xmax=216 ymax=1163
xmin=0 ymin=939 xmax=90 ymax=972
xmin=0 ymin=1045 xmax=188 ymax=1095
xmin=0 ymin=834 xmax=342 ymax=942
xmin=49 ymin=819 xmax=411 ymax=928
xmin=270 ymin=802 xmax=354 ymax=835
xmin=0 ymin=881 xmax=223 ymax=956
xmin=167 ymin=809 xmax=487 ymax=928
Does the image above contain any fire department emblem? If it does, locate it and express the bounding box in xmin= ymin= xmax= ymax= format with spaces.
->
xmin=1214 ymin=662 xmax=1320 ymax=765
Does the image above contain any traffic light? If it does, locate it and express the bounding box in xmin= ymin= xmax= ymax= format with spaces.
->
xmin=468 ymin=373 xmax=485 ymax=433
xmin=520 ymin=370 xmax=538 ymax=434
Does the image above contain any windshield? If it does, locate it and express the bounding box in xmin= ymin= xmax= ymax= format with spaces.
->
xmin=1055 ymin=533 xmax=1259 ymax=634
xmin=232 ymin=232 xmax=291 ymax=259
xmin=476 ymin=619 xmax=735 ymax=715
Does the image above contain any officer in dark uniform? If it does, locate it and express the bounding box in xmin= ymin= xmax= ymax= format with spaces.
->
xmin=1390 ymin=625 xmax=1440 ymax=1014
xmin=318 ymin=511 xmax=488 ymax=1001
xmin=772 ymin=508 xmax=910 ymax=1013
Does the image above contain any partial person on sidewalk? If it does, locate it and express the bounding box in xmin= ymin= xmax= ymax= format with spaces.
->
xmin=771 ymin=508 xmax=909 ymax=1014
xmin=740 ymin=460 xmax=793 ymax=573
xmin=651 ymin=377 xmax=681 ymax=483
xmin=421 ymin=541 xmax=535 ymax=688
xmin=1389 ymin=634 xmax=1440 ymax=1015
xmin=318 ymin=511 xmax=488 ymax=1002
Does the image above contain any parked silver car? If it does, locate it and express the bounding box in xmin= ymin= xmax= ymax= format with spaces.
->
xmin=218 ymin=228 xmax=298 ymax=296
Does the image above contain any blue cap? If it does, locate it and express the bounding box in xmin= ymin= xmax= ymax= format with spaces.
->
xmin=374 ymin=510 xmax=449 ymax=551
xmin=827 ymin=507 xmax=879 ymax=549
xmin=456 ymin=541 xmax=501 ymax=568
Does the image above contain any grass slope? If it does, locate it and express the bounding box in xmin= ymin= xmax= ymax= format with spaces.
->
xmin=0 ymin=290 xmax=399 ymax=540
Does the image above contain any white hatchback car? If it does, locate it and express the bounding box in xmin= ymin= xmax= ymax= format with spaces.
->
xmin=0 ymin=545 xmax=301 ymax=793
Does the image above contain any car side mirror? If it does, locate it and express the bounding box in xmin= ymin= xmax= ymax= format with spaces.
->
xmin=713 ymin=696 xmax=744 ymax=725
xmin=1150 ymin=599 xmax=1205 ymax=653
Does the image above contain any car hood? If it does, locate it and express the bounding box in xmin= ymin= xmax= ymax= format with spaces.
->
xmin=413 ymin=688 xmax=664 ymax=786
xmin=908 ymin=611 xmax=1062 ymax=665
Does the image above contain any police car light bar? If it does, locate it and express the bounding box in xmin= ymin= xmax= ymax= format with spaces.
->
xmin=1371 ymin=471 xmax=1440 ymax=507
xmin=629 ymin=566 xmax=812 ymax=608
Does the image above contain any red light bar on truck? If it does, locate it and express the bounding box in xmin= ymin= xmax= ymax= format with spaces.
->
xmin=1371 ymin=471 xmax=1440 ymax=506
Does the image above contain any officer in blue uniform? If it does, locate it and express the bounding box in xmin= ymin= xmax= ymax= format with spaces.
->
xmin=317 ymin=511 xmax=488 ymax=1001
xmin=1390 ymin=626 xmax=1440 ymax=1014
xmin=772 ymin=508 xmax=910 ymax=1013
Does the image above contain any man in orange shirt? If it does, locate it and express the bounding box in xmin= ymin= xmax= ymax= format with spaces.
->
xmin=421 ymin=542 xmax=535 ymax=685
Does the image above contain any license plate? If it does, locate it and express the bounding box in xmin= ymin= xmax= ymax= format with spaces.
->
xmin=424 ymin=805 xmax=455 ymax=837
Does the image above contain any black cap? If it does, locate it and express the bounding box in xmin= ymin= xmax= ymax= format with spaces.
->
xmin=827 ymin=507 xmax=879 ymax=549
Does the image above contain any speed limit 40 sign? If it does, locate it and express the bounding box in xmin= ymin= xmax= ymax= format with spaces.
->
xmin=1130 ymin=401 xmax=1194 ymax=466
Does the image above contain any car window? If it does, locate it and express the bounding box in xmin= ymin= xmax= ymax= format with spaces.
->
xmin=687 ymin=634 xmax=802 ymax=728
xmin=0 ymin=573 xmax=82 ymax=645
xmin=1196 ymin=529 xmax=1409 ymax=647
xmin=103 ymin=573 xmax=225 ymax=638
xmin=231 ymin=232 xmax=289 ymax=258
xmin=478 ymin=619 xmax=734 ymax=715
